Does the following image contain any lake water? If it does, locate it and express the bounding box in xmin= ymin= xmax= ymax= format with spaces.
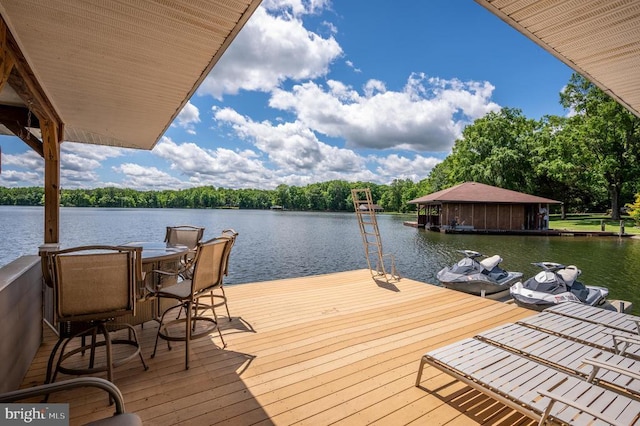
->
xmin=2 ymin=206 xmax=640 ymax=312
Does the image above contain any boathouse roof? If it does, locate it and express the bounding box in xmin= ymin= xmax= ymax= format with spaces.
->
xmin=408 ymin=182 xmax=561 ymax=205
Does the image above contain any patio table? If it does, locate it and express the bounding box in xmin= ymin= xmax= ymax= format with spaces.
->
xmin=114 ymin=242 xmax=189 ymax=326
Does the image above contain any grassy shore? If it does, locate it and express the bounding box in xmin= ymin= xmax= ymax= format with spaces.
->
xmin=550 ymin=214 xmax=640 ymax=235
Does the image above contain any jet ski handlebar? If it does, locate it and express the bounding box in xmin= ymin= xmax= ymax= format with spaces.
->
xmin=457 ymin=249 xmax=484 ymax=259
xmin=532 ymin=261 xmax=566 ymax=272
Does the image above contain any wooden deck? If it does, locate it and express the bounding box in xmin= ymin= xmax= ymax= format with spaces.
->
xmin=21 ymin=269 xmax=538 ymax=425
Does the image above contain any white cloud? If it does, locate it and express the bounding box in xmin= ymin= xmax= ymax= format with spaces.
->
xmin=174 ymin=101 xmax=200 ymax=135
xmin=268 ymin=74 xmax=500 ymax=152
xmin=61 ymin=142 xmax=125 ymax=161
xmin=152 ymin=137 xmax=276 ymax=189
xmin=212 ymin=107 xmax=440 ymax=186
xmin=372 ymin=154 xmax=442 ymax=183
xmin=0 ymin=169 xmax=41 ymax=186
xmin=112 ymin=163 xmax=185 ymax=190
xmin=198 ymin=6 xmax=342 ymax=99
xmin=214 ymin=107 xmax=365 ymax=174
xmin=2 ymin=150 xmax=43 ymax=170
xmin=59 ymin=143 xmax=126 ymax=188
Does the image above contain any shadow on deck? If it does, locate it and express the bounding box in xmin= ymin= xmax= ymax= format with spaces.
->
xmin=18 ymin=269 xmax=536 ymax=425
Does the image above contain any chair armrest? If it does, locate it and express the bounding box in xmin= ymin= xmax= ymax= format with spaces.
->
xmin=537 ymin=388 xmax=626 ymax=426
xmin=0 ymin=378 xmax=127 ymax=414
xmin=583 ymin=357 xmax=640 ymax=383
xmin=606 ymin=331 xmax=640 ymax=356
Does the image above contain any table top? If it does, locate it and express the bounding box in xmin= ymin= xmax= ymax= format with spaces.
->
xmin=120 ymin=241 xmax=189 ymax=262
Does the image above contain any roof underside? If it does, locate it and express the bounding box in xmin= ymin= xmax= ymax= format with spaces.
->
xmin=408 ymin=182 xmax=561 ymax=204
xmin=0 ymin=0 xmax=261 ymax=150
xmin=475 ymin=0 xmax=640 ymax=118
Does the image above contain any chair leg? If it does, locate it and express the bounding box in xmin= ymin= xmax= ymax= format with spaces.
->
xmin=220 ymin=286 xmax=231 ymax=320
xmin=99 ymin=324 xmax=114 ymax=384
xmin=121 ymin=324 xmax=149 ymax=371
xmin=45 ymin=338 xmax=65 ymax=385
xmin=152 ymin=306 xmax=176 ymax=358
xmin=99 ymin=323 xmax=115 ymax=406
xmin=185 ymin=301 xmax=192 ymax=370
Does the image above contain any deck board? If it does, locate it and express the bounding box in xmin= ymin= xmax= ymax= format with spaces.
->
xmin=20 ymin=269 xmax=536 ymax=425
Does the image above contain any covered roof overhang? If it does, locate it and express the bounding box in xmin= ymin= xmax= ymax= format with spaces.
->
xmin=475 ymin=0 xmax=640 ymax=118
xmin=0 ymin=0 xmax=261 ymax=244
xmin=0 ymin=0 xmax=262 ymax=150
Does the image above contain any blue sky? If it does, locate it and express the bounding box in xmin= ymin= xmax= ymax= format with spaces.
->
xmin=0 ymin=0 xmax=573 ymax=191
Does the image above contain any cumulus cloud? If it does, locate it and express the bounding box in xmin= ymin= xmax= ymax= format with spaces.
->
xmin=269 ymin=74 xmax=500 ymax=152
xmin=174 ymin=101 xmax=200 ymax=134
xmin=198 ymin=5 xmax=342 ymax=98
xmin=58 ymin=143 xmax=127 ymax=188
xmin=152 ymin=137 xmax=276 ymax=188
xmin=214 ymin=107 xmax=365 ymax=173
xmin=212 ymin=107 xmax=441 ymax=186
xmin=112 ymin=163 xmax=185 ymax=190
xmin=373 ymin=154 xmax=442 ymax=183
xmin=0 ymin=169 xmax=41 ymax=186
xmin=2 ymin=149 xmax=41 ymax=167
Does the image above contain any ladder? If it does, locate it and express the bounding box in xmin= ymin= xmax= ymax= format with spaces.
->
xmin=351 ymin=188 xmax=399 ymax=282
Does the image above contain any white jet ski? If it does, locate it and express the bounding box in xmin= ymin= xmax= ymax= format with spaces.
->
xmin=436 ymin=250 xmax=523 ymax=298
xmin=510 ymin=261 xmax=614 ymax=311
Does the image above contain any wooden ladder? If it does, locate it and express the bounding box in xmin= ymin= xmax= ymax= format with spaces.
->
xmin=351 ymin=188 xmax=399 ymax=283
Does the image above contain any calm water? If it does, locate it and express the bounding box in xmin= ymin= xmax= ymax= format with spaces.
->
xmin=2 ymin=206 xmax=640 ymax=312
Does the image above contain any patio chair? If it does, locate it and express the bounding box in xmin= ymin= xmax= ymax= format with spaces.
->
xmin=415 ymin=338 xmax=640 ymax=425
xmin=198 ymin=229 xmax=238 ymax=321
xmin=164 ymin=225 xmax=205 ymax=278
xmin=0 ymin=377 xmax=142 ymax=426
xmin=518 ymin=311 xmax=640 ymax=360
xmin=45 ymin=246 xmax=148 ymax=387
xmin=149 ymin=236 xmax=231 ymax=369
xmin=545 ymin=302 xmax=640 ymax=335
xmin=476 ymin=322 xmax=640 ymax=396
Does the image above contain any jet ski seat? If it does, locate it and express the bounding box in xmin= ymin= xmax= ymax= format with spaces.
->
xmin=557 ymin=265 xmax=581 ymax=285
xmin=479 ymin=255 xmax=502 ymax=271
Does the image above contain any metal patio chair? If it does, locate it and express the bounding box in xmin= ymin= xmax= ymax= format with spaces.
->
xmin=164 ymin=225 xmax=205 ymax=278
xmin=45 ymin=245 xmax=148 ymax=387
xmin=149 ymin=236 xmax=232 ymax=369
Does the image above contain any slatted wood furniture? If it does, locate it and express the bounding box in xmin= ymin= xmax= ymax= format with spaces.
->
xmin=415 ymin=338 xmax=640 ymax=425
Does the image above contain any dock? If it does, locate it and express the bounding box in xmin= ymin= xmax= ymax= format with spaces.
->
xmin=21 ymin=269 xmax=537 ymax=425
xmin=402 ymin=221 xmax=629 ymax=237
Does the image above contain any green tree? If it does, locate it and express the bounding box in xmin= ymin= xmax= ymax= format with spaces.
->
xmin=446 ymin=107 xmax=537 ymax=192
xmin=560 ymin=73 xmax=640 ymax=219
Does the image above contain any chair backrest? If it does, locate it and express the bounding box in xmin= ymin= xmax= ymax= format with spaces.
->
xmin=48 ymin=245 xmax=141 ymax=322
xmin=164 ymin=225 xmax=205 ymax=250
xmin=190 ymin=237 xmax=233 ymax=296
xmin=220 ymin=229 xmax=238 ymax=276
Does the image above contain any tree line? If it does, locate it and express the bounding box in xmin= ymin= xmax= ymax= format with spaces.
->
xmin=2 ymin=74 xmax=640 ymax=218
xmin=0 ymin=181 xmax=418 ymax=212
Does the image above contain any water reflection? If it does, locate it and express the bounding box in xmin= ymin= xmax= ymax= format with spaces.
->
xmin=385 ymin=215 xmax=640 ymax=313
xmin=2 ymin=206 xmax=639 ymax=313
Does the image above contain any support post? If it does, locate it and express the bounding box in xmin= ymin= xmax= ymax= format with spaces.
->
xmin=41 ymin=120 xmax=62 ymax=244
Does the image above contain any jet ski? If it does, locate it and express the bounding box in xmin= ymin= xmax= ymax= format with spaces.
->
xmin=436 ymin=250 xmax=524 ymax=298
xmin=510 ymin=262 xmax=615 ymax=311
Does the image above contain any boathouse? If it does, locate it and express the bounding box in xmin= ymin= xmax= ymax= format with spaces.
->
xmin=408 ymin=182 xmax=561 ymax=232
